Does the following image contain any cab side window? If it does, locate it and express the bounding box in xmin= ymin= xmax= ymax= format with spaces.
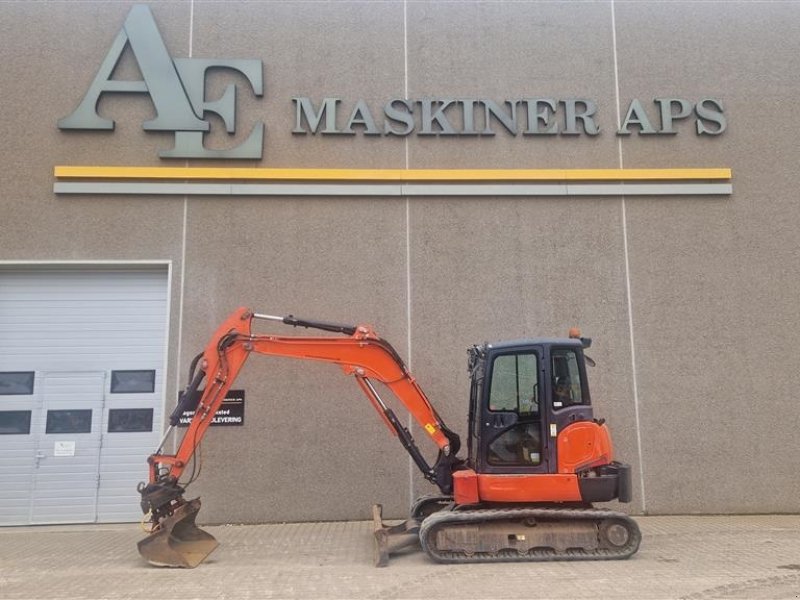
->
xmin=551 ymin=348 xmax=584 ymax=408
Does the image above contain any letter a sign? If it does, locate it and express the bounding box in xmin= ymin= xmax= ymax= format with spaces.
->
xmin=59 ymin=4 xmax=264 ymax=159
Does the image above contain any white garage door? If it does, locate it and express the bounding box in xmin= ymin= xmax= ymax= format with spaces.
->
xmin=0 ymin=266 xmax=168 ymax=525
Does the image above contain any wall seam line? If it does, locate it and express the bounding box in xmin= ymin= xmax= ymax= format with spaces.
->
xmin=611 ymin=0 xmax=647 ymax=513
xmin=173 ymin=0 xmax=194 ymax=452
xmin=403 ymin=0 xmax=415 ymax=511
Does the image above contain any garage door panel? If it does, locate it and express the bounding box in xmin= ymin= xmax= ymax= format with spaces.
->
xmin=99 ymin=451 xmax=154 ymax=465
xmin=0 ymin=472 xmax=35 ymax=482
xmin=99 ymin=472 xmax=148 ymax=485
xmin=29 ymin=510 xmax=95 ymax=524
xmin=30 ymin=486 xmax=93 ymax=498
xmin=1 ymin=331 xmax=167 ymax=344
xmin=98 ymin=486 xmax=143 ymax=500
xmin=100 ymin=455 xmax=156 ymax=467
xmin=33 ymin=467 xmax=101 ymax=479
xmin=0 ymin=466 xmax=36 ymax=475
xmin=101 ymin=430 xmax=160 ymax=444
xmin=100 ymin=447 xmax=158 ymax=458
xmin=0 ymin=267 xmax=167 ymax=525
xmin=2 ymin=343 xmax=167 ymax=354
xmin=0 ymin=510 xmax=30 ymax=525
xmin=98 ymin=493 xmax=141 ymax=505
xmin=0 ymin=356 xmax=163 ymax=371
xmin=0 ymin=323 xmax=166 ymax=334
xmin=0 ymin=489 xmax=33 ymax=500
xmin=0 ymin=447 xmax=37 ymax=459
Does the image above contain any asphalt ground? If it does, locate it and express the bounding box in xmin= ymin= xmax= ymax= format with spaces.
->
xmin=1 ymin=515 xmax=800 ymax=599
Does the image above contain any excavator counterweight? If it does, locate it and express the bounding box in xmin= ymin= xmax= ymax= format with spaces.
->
xmin=137 ymin=307 xmax=640 ymax=567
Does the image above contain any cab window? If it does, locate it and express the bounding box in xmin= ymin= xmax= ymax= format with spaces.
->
xmin=551 ymin=348 xmax=584 ymax=408
xmin=488 ymin=353 xmax=538 ymax=415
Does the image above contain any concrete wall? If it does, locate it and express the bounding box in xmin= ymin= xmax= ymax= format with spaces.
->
xmin=1 ymin=0 xmax=798 ymax=522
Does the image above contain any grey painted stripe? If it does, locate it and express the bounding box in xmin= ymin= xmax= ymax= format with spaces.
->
xmin=53 ymin=182 xmax=401 ymax=196
xmin=403 ymin=183 xmax=732 ymax=196
xmin=230 ymin=183 xmax=401 ymax=196
xmin=54 ymin=182 xmax=732 ymax=196
xmin=564 ymin=183 xmax=732 ymax=196
xmin=403 ymin=184 xmax=567 ymax=196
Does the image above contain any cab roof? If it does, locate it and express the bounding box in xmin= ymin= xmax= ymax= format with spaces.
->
xmin=484 ymin=337 xmax=585 ymax=351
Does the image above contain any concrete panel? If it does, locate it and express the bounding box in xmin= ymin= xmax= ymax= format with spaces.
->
xmin=405 ymin=1 xmax=621 ymax=169
xmin=615 ymin=1 xmax=800 ymax=513
xmin=180 ymin=196 xmax=411 ymax=523
xmin=0 ymin=1 xmax=185 ymax=259
xmin=406 ymin=195 xmax=642 ymax=512
xmin=177 ymin=1 xmax=414 ymax=524
xmin=403 ymin=2 xmax=642 ymax=510
xmin=190 ymin=1 xmax=406 ymax=169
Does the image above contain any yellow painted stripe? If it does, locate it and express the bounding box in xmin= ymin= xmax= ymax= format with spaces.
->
xmin=54 ymin=166 xmax=731 ymax=182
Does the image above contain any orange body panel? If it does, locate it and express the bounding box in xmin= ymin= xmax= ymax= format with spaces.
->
xmin=476 ymin=473 xmax=582 ymax=503
xmin=453 ymin=469 xmax=480 ymax=505
xmin=556 ymin=421 xmax=614 ymax=474
xmin=451 ymin=423 xmax=616 ymax=505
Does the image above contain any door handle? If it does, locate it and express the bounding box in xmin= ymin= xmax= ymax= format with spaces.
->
xmin=487 ymin=413 xmax=517 ymax=428
xmin=491 ymin=415 xmax=508 ymax=428
xmin=35 ymin=451 xmax=46 ymax=459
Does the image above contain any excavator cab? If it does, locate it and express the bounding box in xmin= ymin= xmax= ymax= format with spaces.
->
xmin=468 ymin=339 xmax=593 ymax=477
xmin=461 ymin=337 xmax=631 ymax=506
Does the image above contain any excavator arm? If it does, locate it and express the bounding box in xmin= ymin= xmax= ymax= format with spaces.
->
xmin=137 ymin=307 xmax=462 ymax=567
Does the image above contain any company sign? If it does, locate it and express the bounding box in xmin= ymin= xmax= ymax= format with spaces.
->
xmin=178 ymin=389 xmax=245 ymax=427
xmin=58 ymin=4 xmax=263 ymax=159
xmin=58 ymin=5 xmax=726 ymax=162
xmin=291 ymin=97 xmax=725 ymax=138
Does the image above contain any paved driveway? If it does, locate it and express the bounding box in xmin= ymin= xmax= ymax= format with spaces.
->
xmin=1 ymin=516 xmax=799 ymax=599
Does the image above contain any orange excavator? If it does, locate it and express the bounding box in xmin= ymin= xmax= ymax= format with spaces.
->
xmin=137 ymin=307 xmax=640 ymax=568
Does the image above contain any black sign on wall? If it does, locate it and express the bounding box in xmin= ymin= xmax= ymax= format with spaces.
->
xmin=178 ymin=390 xmax=245 ymax=427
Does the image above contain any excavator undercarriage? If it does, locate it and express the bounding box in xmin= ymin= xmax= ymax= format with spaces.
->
xmin=374 ymin=502 xmax=640 ymax=566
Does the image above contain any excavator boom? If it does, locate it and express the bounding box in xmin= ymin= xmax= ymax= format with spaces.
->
xmin=137 ymin=307 xmax=461 ymax=567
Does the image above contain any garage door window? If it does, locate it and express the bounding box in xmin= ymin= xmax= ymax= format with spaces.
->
xmin=0 ymin=372 xmax=34 ymax=395
xmin=108 ymin=408 xmax=153 ymax=433
xmin=46 ymin=410 xmax=92 ymax=434
xmin=0 ymin=410 xmax=32 ymax=434
xmin=110 ymin=370 xmax=155 ymax=394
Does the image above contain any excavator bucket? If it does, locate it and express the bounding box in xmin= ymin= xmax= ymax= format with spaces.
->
xmin=137 ymin=499 xmax=218 ymax=568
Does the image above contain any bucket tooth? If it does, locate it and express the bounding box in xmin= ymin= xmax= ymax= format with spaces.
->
xmin=137 ymin=498 xmax=218 ymax=568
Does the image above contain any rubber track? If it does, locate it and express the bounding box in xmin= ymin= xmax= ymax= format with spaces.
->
xmin=410 ymin=494 xmax=453 ymax=519
xmin=419 ymin=506 xmax=641 ymax=564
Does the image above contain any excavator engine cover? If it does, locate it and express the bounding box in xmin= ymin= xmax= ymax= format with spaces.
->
xmin=137 ymin=499 xmax=218 ymax=568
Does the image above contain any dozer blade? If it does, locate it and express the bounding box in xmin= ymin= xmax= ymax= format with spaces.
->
xmin=372 ymin=504 xmax=421 ymax=567
xmin=137 ymin=498 xmax=218 ymax=568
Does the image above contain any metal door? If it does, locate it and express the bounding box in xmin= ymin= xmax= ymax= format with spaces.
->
xmin=30 ymin=372 xmax=105 ymax=524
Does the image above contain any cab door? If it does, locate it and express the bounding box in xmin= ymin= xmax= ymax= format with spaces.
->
xmin=478 ymin=348 xmax=549 ymax=474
